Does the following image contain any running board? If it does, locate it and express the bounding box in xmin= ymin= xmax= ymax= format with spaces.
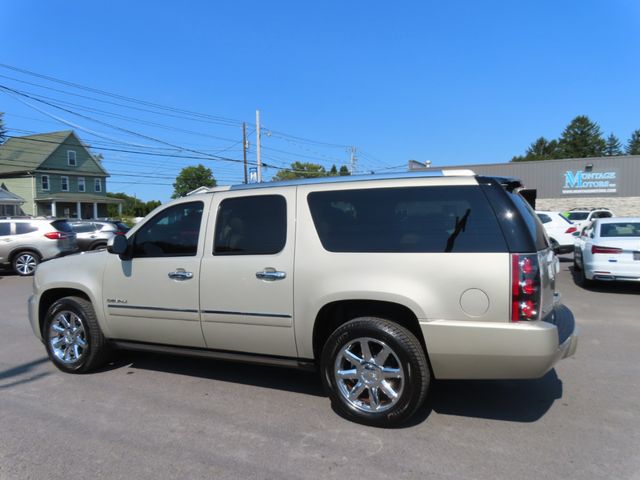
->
xmin=111 ymin=340 xmax=317 ymax=371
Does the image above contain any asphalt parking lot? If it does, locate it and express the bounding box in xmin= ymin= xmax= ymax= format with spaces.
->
xmin=0 ymin=258 xmax=639 ymax=480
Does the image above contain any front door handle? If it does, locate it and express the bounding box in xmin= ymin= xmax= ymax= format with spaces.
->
xmin=168 ymin=270 xmax=193 ymax=281
xmin=256 ymin=268 xmax=286 ymax=281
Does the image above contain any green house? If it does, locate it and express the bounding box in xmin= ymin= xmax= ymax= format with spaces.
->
xmin=0 ymin=131 xmax=123 ymax=218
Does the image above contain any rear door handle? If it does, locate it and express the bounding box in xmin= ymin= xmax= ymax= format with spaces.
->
xmin=256 ymin=268 xmax=286 ymax=281
xmin=168 ymin=270 xmax=193 ymax=281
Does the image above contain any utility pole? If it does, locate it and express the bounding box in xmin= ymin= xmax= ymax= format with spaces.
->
xmin=348 ymin=146 xmax=357 ymax=174
xmin=256 ymin=110 xmax=262 ymax=183
xmin=242 ymin=122 xmax=248 ymax=184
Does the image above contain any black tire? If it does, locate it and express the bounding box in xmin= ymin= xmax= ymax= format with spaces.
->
xmin=321 ymin=317 xmax=430 ymax=427
xmin=549 ymin=238 xmax=560 ymax=253
xmin=43 ymin=296 xmax=110 ymax=373
xmin=573 ymin=251 xmax=580 ymax=271
xmin=12 ymin=250 xmax=40 ymax=276
xmin=91 ymin=242 xmax=107 ymax=251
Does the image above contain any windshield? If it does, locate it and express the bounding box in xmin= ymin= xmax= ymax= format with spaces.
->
xmin=567 ymin=212 xmax=589 ymax=221
xmin=600 ymin=222 xmax=640 ymax=238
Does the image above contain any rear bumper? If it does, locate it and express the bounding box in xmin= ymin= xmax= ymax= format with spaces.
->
xmin=421 ymin=305 xmax=578 ymax=380
xmin=585 ymin=260 xmax=640 ymax=282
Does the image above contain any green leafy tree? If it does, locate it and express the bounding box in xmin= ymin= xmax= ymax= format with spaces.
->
xmin=604 ymin=134 xmax=623 ymax=156
xmin=626 ymin=129 xmax=640 ymax=155
xmin=272 ymin=161 xmax=327 ymax=181
xmin=106 ymin=192 xmax=161 ymax=217
xmin=172 ymin=164 xmax=216 ymax=198
xmin=0 ymin=112 xmax=7 ymax=144
xmin=339 ymin=165 xmax=351 ymax=176
xmin=329 ymin=164 xmax=338 ymax=176
xmin=557 ymin=115 xmax=606 ymax=158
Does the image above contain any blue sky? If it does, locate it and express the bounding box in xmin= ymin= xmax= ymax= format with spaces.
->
xmin=1 ymin=0 xmax=639 ymax=201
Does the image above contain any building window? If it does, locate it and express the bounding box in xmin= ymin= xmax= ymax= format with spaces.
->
xmin=61 ymin=176 xmax=69 ymax=192
xmin=78 ymin=177 xmax=86 ymax=192
xmin=94 ymin=178 xmax=102 ymax=192
xmin=67 ymin=151 xmax=77 ymax=166
xmin=41 ymin=175 xmax=50 ymax=191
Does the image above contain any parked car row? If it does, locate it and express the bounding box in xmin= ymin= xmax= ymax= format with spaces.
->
xmin=536 ymin=207 xmax=639 ymax=286
xmin=0 ymin=218 xmax=129 ymax=276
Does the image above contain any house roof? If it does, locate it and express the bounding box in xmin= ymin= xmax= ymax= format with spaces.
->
xmin=0 ymin=131 xmax=108 ymax=176
xmin=0 ymin=186 xmax=25 ymax=205
xmin=34 ymin=192 xmax=124 ymax=204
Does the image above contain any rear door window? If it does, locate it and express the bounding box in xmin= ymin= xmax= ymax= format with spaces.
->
xmin=308 ymin=186 xmax=507 ymax=253
xmin=0 ymin=223 xmax=10 ymax=236
xmin=214 ymin=195 xmax=286 ymax=255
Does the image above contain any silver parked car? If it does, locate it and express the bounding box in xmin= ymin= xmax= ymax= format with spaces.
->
xmin=0 ymin=218 xmax=77 ymax=275
xmin=69 ymin=220 xmax=130 ymax=251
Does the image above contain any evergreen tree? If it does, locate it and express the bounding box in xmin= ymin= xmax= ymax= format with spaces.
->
xmin=626 ymin=129 xmax=640 ymax=155
xmin=557 ymin=115 xmax=606 ymax=158
xmin=526 ymin=137 xmax=560 ymax=160
xmin=604 ymin=134 xmax=623 ymax=156
xmin=329 ymin=164 xmax=338 ymax=176
xmin=339 ymin=165 xmax=350 ymax=176
xmin=172 ymin=164 xmax=216 ymax=198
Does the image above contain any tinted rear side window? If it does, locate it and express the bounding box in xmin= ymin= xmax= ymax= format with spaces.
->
xmin=307 ymin=186 xmax=508 ymax=253
xmin=214 ymin=195 xmax=286 ymax=255
xmin=506 ymin=191 xmax=548 ymax=251
xmin=0 ymin=223 xmax=11 ymax=236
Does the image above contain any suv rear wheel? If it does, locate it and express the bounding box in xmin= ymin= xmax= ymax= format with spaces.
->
xmin=12 ymin=251 xmax=40 ymax=276
xmin=44 ymin=296 xmax=110 ymax=373
xmin=321 ymin=317 xmax=430 ymax=427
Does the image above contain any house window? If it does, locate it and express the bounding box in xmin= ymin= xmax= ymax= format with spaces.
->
xmin=94 ymin=178 xmax=102 ymax=192
xmin=61 ymin=176 xmax=69 ymax=192
xmin=67 ymin=151 xmax=77 ymax=166
xmin=78 ymin=177 xmax=86 ymax=192
xmin=41 ymin=175 xmax=50 ymax=191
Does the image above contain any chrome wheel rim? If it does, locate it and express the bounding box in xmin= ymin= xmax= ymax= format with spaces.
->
xmin=15 ymin=254 xmax=37 ymax=275
xmin=334 ymin=337 xmax=405 ymax=413
xmin=48 ymin=311 xmax=87 ymax=364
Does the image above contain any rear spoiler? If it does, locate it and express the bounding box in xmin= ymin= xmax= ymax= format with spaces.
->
xmin=477 ymin=176 xmax=524 ymax=193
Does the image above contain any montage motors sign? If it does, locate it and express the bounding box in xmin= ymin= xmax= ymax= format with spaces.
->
xmin=562 ymin=169 xmax=618 ymax=195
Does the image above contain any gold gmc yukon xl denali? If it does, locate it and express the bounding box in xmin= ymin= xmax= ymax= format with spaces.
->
xmin=28 ymin=170 xmax=578 ymax=427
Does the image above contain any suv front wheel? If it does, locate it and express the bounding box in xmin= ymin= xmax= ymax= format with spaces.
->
xmin=44 ymin=296 xmax=110 ymax=373
xmin=321 ymin=317 xmax=430 ymax=427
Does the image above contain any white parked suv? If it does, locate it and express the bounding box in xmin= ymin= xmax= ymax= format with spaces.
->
xmin=28 ymin=171 xmax=578 ymax=427
xmin=536 ymin=210 xmax=577 ymax=254
xmin=565 ymin=207 xmax=613 ymax=230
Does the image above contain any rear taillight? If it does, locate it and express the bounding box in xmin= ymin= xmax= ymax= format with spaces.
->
xmin=591 ymin=245 xmax=622 ymax=254
xmin=565 ymin=226 xmax=577 ymax=234
xmin=44 ymin=232 xmax=67 ymax=240
xmin=511 ymin=253 xmax=541 ymax=322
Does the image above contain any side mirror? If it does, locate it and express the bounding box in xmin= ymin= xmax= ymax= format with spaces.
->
xmin=107 ymin=234 xmax=130 ymax=260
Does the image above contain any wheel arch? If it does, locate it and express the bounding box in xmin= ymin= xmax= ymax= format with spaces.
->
xmin=10 ymin=247 xmax=43 ymax=263
xmin=38 ymin=288 xmax=91 ymax=338
xmin=312 ymin=299 xmax=428 ymax=362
